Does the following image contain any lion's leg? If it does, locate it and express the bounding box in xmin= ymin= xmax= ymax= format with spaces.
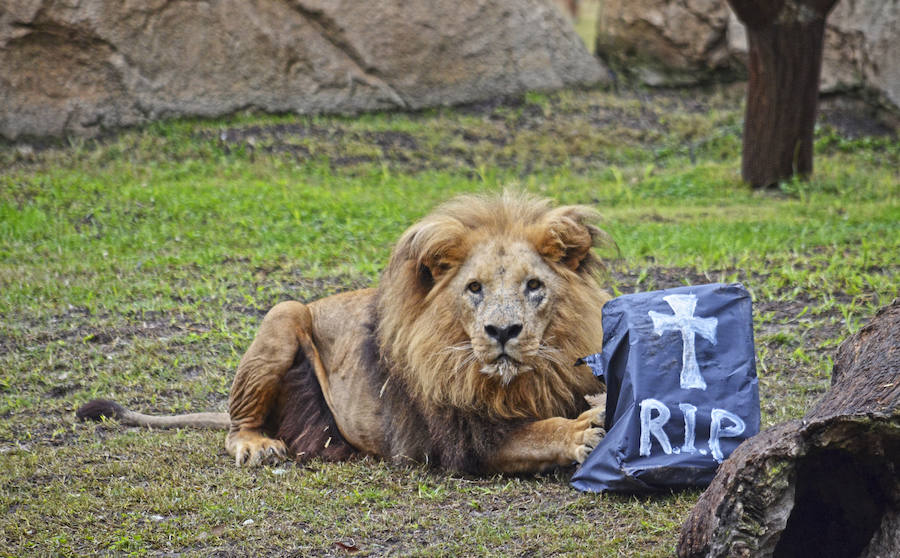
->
xmin=486 ymin=406 xmax=605 ymax=474
xmin=226 ymin=300 xmax=324 ymax=466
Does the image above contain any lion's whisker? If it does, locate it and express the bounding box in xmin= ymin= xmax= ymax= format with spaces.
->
xmin=536 ymin=344 xmax=566 ymax=367
xmin=451 ymin=351 xmax=478 ymax=377
xmin=441 ymin=342 xmax=473 ymax=355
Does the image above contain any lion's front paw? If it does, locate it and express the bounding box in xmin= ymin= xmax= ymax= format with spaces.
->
xmin=572 ymin=426 xmax=606 ymax=463
xmin=226 ymin=430 xmax=288 ymax=467
xmin=570 ymin=401 xmax=606 ymax=463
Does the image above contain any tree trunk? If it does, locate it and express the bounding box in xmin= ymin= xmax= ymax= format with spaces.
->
xmin=678 ymin=300 xmax=900 ymax=558
xmin=726 ymin=0 xmax=840 ymax=188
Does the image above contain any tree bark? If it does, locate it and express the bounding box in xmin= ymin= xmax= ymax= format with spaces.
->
xmin=678 ymin=300 xmax=900 ymax=558
xmin=726 ymin=0 xmax=840 ymax=188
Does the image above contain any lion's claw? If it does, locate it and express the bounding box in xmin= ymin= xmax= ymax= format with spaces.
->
xmin=226 ymin=430 xmax=288 ymax=467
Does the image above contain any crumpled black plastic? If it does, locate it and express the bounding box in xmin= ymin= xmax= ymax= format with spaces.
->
xmin=572 ymin=283 xmax=760 ymax=493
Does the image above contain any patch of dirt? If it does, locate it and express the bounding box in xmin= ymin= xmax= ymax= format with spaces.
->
xmin=198 ymin=84 xmax=896 ymax=176
xmin=610 ymin=264 xmax=851 ymax=334
xmin=204 ymin=87 xmax=734 ymax=173
xmin=587 ymin=105 xmax=666 ymax=133
xmin=5 ymin=274 xmax=373 ymax=354
xmin=15 ymin=315 xmax=202 ymax=350
xmin=216 ymin=122 xmax=346 ymax=143
xmin=243 ymin=272 xmax=374 ymax=308
xmin=454 ymin=94 xmax=527 ymax=116
xmin=1 ymin=409 xmax=83 ymax=447
xmin=818 ymin=95 xmax=898 ymax=139
xmin=367 ymin=130 xmax=419 ymax=151
xmin=45 ymin=383 xmax=82 ymax=399
xmin=5 ymin=83 xmax=894 ymax=178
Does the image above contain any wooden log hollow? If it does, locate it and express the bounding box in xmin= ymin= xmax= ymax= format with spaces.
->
xmin=678 ymin=300 xmax=900 ymax=558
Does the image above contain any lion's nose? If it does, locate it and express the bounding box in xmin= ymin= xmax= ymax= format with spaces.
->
xmin=484 ymin=324 xmax=523 ymax=346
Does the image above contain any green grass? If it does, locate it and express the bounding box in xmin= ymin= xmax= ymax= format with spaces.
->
xmin=1 ymin=84 xmax=898 ymax=556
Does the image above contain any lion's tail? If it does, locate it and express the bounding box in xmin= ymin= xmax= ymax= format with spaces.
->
xmin=76 ymin=399 xmax=230 ymax=430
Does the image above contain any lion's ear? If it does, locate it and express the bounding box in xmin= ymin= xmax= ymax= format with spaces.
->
xmin=387 ymin=217 xmax=468 ymax=292
xmin=534 ymin=206 xmax=606 ymax=273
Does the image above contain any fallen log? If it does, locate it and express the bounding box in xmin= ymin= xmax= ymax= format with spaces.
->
xmin=678 ymin=300 xmax=900 ymax=558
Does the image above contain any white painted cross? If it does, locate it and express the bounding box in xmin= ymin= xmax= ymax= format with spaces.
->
xmin=648 ymin=294 xmax=718 ymax=390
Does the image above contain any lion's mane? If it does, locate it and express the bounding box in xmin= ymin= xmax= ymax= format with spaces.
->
xmin=374 ymin=191 xmax=611 ymax=423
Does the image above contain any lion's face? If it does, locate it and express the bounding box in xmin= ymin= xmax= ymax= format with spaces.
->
xmin=376 ymin=192 xmax=611 ymax=419
xmin=453 ymin=239 xmax=562 ymax=384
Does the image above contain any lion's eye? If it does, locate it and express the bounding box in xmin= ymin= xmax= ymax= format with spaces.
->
xmin=467 ymin=281 xmax=482 ymax=293
xmin=526 ymin=279 xmax=543 ymax=291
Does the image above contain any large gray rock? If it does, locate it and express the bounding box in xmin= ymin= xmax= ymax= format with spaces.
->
xmin=595 ymin=0 xmax=742 ymax=86
xmin=596 ymin=0 xmax=900 ymax=113
xmin=821 ymin=0 xmax=900 ymax=111
xmin=0 ymin=0 xmax=608 ymax=141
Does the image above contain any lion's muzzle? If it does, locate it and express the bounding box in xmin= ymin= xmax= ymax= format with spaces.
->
xmin=484 ymin=323 xmax=523 ymax=347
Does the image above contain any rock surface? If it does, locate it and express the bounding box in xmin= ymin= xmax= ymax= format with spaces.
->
xmin=822 ymin=0 xmax=900 ymax=111
xmin=0 ymin=0 xmax=608 ymax=141
xmin=595 ymin=0 xmax=743 ymax=86
xmin=596 ymin=0 xmax=900 ymax=113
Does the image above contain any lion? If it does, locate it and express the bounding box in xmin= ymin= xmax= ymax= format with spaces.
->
xmin=77 ymin=191 xmax=612 ymax=474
